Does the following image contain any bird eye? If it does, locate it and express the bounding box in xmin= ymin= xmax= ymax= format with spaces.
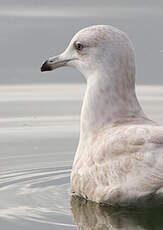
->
xmin=74 ymin=42 xmax=84 ymax=51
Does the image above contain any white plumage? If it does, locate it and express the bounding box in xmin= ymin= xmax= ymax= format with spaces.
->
xmin=41 ymin=25 xmax=163 ymax=207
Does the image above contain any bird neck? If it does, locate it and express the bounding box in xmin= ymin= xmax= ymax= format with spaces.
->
xmin=80 ymin=72 xmax=144 ymax=138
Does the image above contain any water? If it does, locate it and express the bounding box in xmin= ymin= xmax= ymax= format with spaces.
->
xmin=0 ymin=84 xmax=163 ymax=229
xmin=0 ymin=0 xmax=163 ymax=85
xmin=0 ymin=84 xmax=80 ymax=229
xmin=0 ymin=1 xmax=163 ymax=229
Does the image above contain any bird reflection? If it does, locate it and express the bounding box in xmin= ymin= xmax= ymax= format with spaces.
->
xmin=71 ymin=195 xmax=163 ymax=230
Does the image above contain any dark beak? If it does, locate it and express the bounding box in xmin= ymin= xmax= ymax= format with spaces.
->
xmin=40 ymin=60 xmax=53 ymax=72
xmin=40 ymin=55 xmax=71 ymax=72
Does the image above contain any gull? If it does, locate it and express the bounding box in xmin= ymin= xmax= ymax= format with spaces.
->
xmin=41 ymin=25 xmax=163 ymax=207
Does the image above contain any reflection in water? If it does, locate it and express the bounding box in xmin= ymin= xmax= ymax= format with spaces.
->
xmin=71 ymin=195 xmax=163 ymax=230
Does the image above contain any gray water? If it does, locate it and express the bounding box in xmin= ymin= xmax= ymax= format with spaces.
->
xmin=0 ymin=1 xmax=163 ymax=229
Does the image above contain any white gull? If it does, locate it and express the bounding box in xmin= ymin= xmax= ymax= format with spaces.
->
xmin=41 ymin=25 xmax=163 ymax=207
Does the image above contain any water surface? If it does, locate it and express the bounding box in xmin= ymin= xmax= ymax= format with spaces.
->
xmin=0 ymin=84 xmax=163 ymax=229
xmin=0 ymin=1 xmax=163 ymax=229
xmin=0 ymin=0 xmax=162 ymax=85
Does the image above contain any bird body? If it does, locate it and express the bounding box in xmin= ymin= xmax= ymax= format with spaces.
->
xmin=71 ymin=120 xmax=163 ymax=206
xmin=41 ymin=25 xmax=163 ymax=206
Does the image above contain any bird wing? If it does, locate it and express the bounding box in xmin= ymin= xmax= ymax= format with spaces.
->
xmin=93 ymin=124 xmax=163 ymax=205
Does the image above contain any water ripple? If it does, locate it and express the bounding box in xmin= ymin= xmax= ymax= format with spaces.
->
xmin=0 ymin=165 xmax=75 ymax=228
